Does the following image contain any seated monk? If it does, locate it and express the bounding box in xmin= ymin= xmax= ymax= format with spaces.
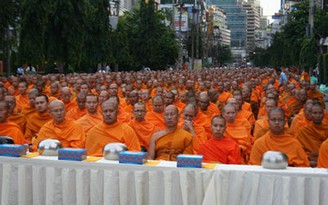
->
xmin=128 ymin=102 xmax=158 ymax=151
xmin=179 ymin=103 xmax=208 ymax=153
xmin=24 ymin=94 xmax=52 ymax=145
xmin=66 ymin=92 xmax=87 ymax=120
xmin=253 ymin=98 xmax=289 ymax=140
xmin=287 ymin=88 xmax=307 ymax=118
xmin=148 ymin=105 xmax=193 ymax=161
xmin=289 ymin=100 xmax=313 ymax=137
xmin=0 ymin=101 xmax=24 ymax=144
xmin=249 ymin=108 xmax=309 ymax=167
xmin=317 ymin=138 xmax=328 ymax=168
xmin=22 ymin=88 xmax=39 ymax=118
xmin=61 ymin=87 xmax=77 ymax=112
xmin=32 ymin=100 xmax=85 ymax=151
xmin=77 ymin=94 xmax=103 ymax=134
xmin=15 ymin=81 xmax=29 ymax=112
xmin=198 ymin=92 xmax=221 ymax=120
xmin=109 ymin=96 xmax=132 ymax=123
xmin=145 ymin=96 xmax=166 ymax=130
xmin=124 ymin=90 xmax=139 ymax=116
xmin=198 ymin=116 xmax=241 ymax=164
xmin=4 ymin=95 xmax=26 ymax=133
xmin=86 ymin=100 xmax=140 ymax=156
xmin=222 ymin=104 xmax=252 ymax=163
xmin=297 ymin=101 xmax=328 ymax=167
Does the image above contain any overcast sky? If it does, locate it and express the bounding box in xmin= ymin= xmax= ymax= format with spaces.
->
xmin=261 ymin=0 xmax=281 ymax=16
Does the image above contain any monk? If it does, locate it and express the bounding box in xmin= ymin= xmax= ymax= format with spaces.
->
xmin=50 ymin=82 xmax=61 ymax=99
xmin=124 ymin=90 xmax=139 ymax=116
xmin=307 ymin=82 xmax=325 ymax=108
xmin=297 ymin=101 xmax=328 ymax=167
xmin=61 ymin=87 xmax=77 ymax=112
xmin=108 ymin=96 xmax=131 ymax=123
xmin=77 ymin=94 xmax=103 ymax=134
xmin=249 ymin=108 xmax=309 ymax=167
xmin=317 ymin=138 xmax=328 ymax=168
xmin=22 ymin=89 xmax=38 ymax=118
xmin=198 ymin=116 xmax=241 ymax=164
xmin=32 ymin=100 xmax=85 ymax=151
xmin=140 ymin=89 xmax=152 ymax=112
xmin=198 ymin=93 xmax=221 ymax=120
xmin=128 ymin=102 xmax=158 ymax=151
xmin=222 ymin=104 xmax=252 ymax=163
xmin=0 ymin=101 xmax=24 ymax=144
xmin=4 ymin=95 xmax=26 ymax=133
xmin=85 ymin=100 xmax=140 ymax=156
xmin=145 ymin=96 xmax=166 ymax=130
xmin=148 ymin=105 xmax=193 ymax=161
xmin=66 ymin=92 xmax=87 ymax=120
xmin=288 ymin=88 xmax=307 ymax=118
xmin=15 ymin=81 xmax=29 ymax=112
xmin=289 ymin=100 xmax=313 ymax=137
xmin=24 ymin=94 xmax=52 ymax=144
xmin=179 ymin=103 xmax=208 ymax=153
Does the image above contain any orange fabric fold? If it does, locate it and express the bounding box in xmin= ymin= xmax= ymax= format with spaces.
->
xmin=66 ymin=107 xmax=87 ymax=120
xmin=24 ymin=112 xmax=52 ymax=144
xmin=0 ymin=122 xmax=24 ymax=144
xmin=77 ymin=113 xmax=103 ymax=134
xmin=145 ymin=111 xmax=166 ymax=130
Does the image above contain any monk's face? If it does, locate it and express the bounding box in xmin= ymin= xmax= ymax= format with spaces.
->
xmin=222 ymin=107 xmax=236 ymax=123
xmin=50 ymin=83 xmax=59 ymax=94
xmin=29 ymin=93 xmax=37 ymax=108
xmin=268 ymin=111 xmax=285 ymax=135
xmin=180 ymin=92 xmax=187 ymax=103
xmin=129 ymin=92 xmax=139 ymax=105
xmin=61 ymin=89 xmax=71 ymax=103
xmin=35 ymin=96 xmax=48 ymax=113
xmin=199 ymin=97 xmax=209 ymax=111
xmin=164 ymin=106 xmax=179 ymax=128
xmin=153 ymin=99 xmax=164 ymax=113
xmin=102 ymin=103 xmax=118 ymax=125
xmin=0 ymin=102 xmax=9 ymax=123
xmin=77 ymin=96 xmax=86 ymax=110
xmin=265 ymin=100 xmax=276 ymax=114
xmin=311 ymin=105 xmax=324 ymax=125
xmin=227 ymin=99 xmax=238 ymax=112
xmin=211 ymin=118 xmax=226 ymax=139
xmin=133 ymin=104 xmax=146 ymax=122
xmin=4 ymin=96 xmax=15 ymax=114
xmin=86 ymin=96 xmax=98 ymax=114
xmin=49 ymin=102 xmax=66 ymax=124
xmin=141 ymin=90 xmax=150 ymax=102
xmin=182 ymin=106 xmax=196 ymax=122
xmin=109 ymin=84 xmax=118 ymax=96
xmin=80 ymin=85 xmax=89 ymax=94
xmin=18 ymin=83 xmax=28 ymax=95
xmin=99 ymin=91 xmax=109 ymax=105
xmin=164 ymin=92 xmax=174 ymax=106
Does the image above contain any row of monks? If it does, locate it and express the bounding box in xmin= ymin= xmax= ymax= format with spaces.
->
xmin=0 ymin=68 xmax=327 ymax=168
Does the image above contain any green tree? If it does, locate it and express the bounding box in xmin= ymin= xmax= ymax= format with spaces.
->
xmin=299 ymin=35 xmax=317 ymax=71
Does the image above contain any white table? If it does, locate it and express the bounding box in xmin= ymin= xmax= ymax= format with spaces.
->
xmin=0 ymin=156 xmax=327 ymax=205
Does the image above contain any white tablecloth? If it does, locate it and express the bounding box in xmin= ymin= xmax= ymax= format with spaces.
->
xmin=0 ymin=156 xmax=327 ymax=205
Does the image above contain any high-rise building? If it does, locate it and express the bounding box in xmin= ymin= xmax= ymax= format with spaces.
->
xmin=242 ymin=2 xmax=260 ymax=51
xmin=207 ymin=0 xmax=247 ymax=63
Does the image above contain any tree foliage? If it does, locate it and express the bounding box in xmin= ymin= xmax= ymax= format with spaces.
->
xmin=253 ymin=1 xmax=328 ymax=71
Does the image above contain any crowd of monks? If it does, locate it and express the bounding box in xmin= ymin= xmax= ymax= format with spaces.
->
xmin=0 ymin=67 xmax=328 ymax=168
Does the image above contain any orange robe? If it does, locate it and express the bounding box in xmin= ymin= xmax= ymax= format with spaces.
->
xmin=249 ymin=132 xmax=309 ymax=167
xmin=307 ymin=89 xmax=325 ymax=109
xmin=208 ymin=102 xmax=221 ymax=116
xmin=77 ymin=112 xmax=103 ymax=134
xmin=24 ymin=112 xmax=52 ymax=144
xmin=241 ymin=102 xmax=252 ymax=112
xmin=254 ymin=117 xmax=289 ymax=140
xmin=0 ymin=122 xmax=25 ymax=144
xmin=178 ymin=120 xmax=208 ymax=153
xmin=217 ymin=91 xmax=232 ymax=104
xmin=145 ymin=111 xmax=166 ymax=130
xmin=117 ymin=107 xmax=132 ymax=123
xmin=224 ymin=122 xmax=252 ymax=160
xmin=198 ymin=137 xmax=242 ymax=164
xmin=288 ymin=99 xmax=304 ymax=117
xmin=66 ymin=107 xmax=87 ymax=121
xmin=86 ymin=121 xmax=140 ymax=156
xmin=297 ymin=122 xmax=328 ymax=155
xmin=318 ymin=139 xmax=328 ymax=168
xmin=63 ymin=100 xmax=77 ymax=112
xmin=289 ymin=111 xmax=311 ymax=137
xmin=32 ymin=119 xmax=85 ymax=151
xmin=194 ymin=111 xmax=212 ymax=139
xmin=143 ymin=101 xmax=153 ymax=112
xmin=8 ymin=112 xmax=27 ymax=133
xmin=173 ymin=101 xmax=185 ymax=113
xmin=128 ymin=119 xmax=159 ymax=151
xmin=22 ymin=106 xmax=37 ymax=119
xmin=237 ymin=110 xmax=255 ymax=126
xmin=155 ymin=127 xmax=193 ymax=161
xmin=15 ymin=94 xmax=29 ymax=112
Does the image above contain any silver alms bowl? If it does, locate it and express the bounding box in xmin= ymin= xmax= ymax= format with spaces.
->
xmin=262 ymin=151 xmax=288 ymax=169
xmin=103 ymin=143 xmax=128 ymax=160
xmin=0 ymin=136 xmax=14 ymax=144
xmin=38 ymin=139 xmax=62 ymax=156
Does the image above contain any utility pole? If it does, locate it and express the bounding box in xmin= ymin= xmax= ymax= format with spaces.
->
xmin=308 ymin=0 xmax=314 ymax=38
xmin=172 ymin=0 xmax=175 ymax=30
xmin=191 ymin=0 xmax=196 ymax=70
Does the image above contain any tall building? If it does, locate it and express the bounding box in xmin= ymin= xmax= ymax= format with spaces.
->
xmin=121 ymin=0 xmax=139 ymax=11
xmin=211 ymin=6 xmax=231 ymax=46
xmin=242 ymin=2 xmax=260 ymax=51
xmin=207 ymin=0 xmax=247 ymax=63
